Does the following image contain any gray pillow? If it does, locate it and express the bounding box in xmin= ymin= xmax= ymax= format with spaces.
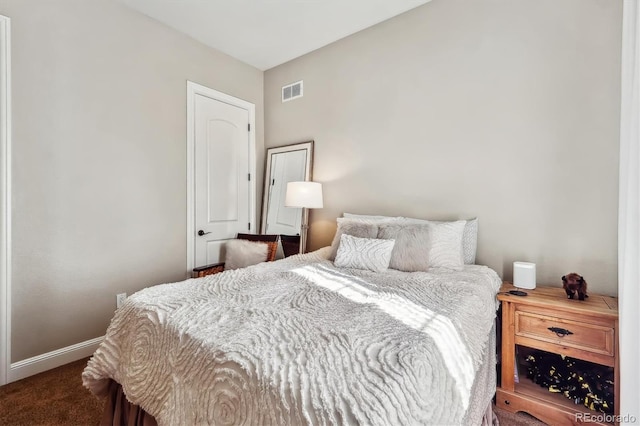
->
xmin=377 ymin=223 xmax=431 ymax=272
xmin=329 ymin=218 xmax=379 ymax=260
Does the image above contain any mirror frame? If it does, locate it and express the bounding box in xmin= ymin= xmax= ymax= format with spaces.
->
xmin=260 ymin=141 xmax=314 ymax=249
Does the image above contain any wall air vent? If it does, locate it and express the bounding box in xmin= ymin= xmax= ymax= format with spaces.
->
xmin=282 ymin=80 xmax=303 ymax=102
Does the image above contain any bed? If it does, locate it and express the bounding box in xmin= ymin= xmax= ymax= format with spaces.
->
xmin=83 ymin=217 xmax=502 ymax=425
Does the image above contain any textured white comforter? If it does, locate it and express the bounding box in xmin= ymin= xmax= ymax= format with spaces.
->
xmin=83 ymin=247 xmax=501 ymax=425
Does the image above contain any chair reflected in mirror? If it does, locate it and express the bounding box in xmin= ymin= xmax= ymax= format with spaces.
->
xmin=280 ymin=234 xmax=301 ymax=257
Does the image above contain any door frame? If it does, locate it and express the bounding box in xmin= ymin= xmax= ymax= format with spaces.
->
xmin=0 ymin=15 xmax=11 ymax=386
xmin=186 ymin=81 xmax=256 ymax=276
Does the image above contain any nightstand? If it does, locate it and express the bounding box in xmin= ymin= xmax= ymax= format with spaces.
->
xmin=497 ymin=282 xmax=619 ymax=426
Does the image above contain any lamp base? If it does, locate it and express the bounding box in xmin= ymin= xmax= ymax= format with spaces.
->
xmin=299 ymin=223 xmax=308 ymax=254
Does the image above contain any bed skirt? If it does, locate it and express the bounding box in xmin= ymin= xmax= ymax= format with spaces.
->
xmin=103 ymin=382 xmax=497 ymax=426
xmin=102 ymin=380 xmax=157 ymax=426
xmin=103 ymin=380 xmax=498 ymax=426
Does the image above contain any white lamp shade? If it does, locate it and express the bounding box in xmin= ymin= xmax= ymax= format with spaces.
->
xmin=285 ymin=181 xmax=323 ymax=209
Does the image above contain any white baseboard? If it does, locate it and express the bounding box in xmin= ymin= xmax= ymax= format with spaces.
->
xmin=8 ymin=336 xmax=104 ymax=383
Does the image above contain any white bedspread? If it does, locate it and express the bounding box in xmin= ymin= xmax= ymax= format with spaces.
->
xmin=83 ymin=247 xmax=501 ymax=425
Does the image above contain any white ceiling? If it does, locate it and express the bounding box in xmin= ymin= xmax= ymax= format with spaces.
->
xmin=117 ymin=0 xmax=432 ymax=70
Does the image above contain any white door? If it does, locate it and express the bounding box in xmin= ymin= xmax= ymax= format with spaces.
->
xmin=188 ymin=82 xmax=255 ymax=270
xmin=265 ymin=150 xmax=306 ymax=235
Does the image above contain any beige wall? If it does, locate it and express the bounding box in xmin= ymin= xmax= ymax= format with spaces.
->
xmin=1 ymin=0 xmax=264 ymax=361
xmin=0 ymin=0 xmax=622 ymax=362
xmin=265 ymin=0 xmax=621 ymax=295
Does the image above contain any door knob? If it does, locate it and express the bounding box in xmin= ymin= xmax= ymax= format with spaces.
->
xmin=197 ymin=230 xmax=211 ymax=236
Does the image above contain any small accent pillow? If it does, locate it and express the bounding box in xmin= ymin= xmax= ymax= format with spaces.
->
xmin=329 ymin=218 xmax=379 ymax=260
xmin=224 ymin=239 xmax=269 ymax=270
xmin=377 ymin=223 xmax=431 ymax=272
xmin=334 ymin=234 xmax=395 ymax=272
xmin=426 ymin=220 xmax=466 ymax=270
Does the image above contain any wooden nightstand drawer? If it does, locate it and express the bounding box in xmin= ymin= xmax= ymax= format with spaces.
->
xmin=515 ymin=310 xmax=615 ymax=357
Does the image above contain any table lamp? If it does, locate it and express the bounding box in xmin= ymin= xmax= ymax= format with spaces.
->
xmin=285 ymin=181 xmax=323 ymax=254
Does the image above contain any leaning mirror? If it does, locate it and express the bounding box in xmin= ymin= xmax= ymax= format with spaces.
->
xmin=261 ymin=141 xmax=314 ymax=255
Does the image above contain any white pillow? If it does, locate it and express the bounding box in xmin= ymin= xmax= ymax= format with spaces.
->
xmin=426 ymin=221 xmax=466 ymax=270
xmin=224 ymin=239 xmax=269 ymax=270
xmin=461 ymin=218 xmax=478 ymax=264
xmin=401 ymin=217 xmax=478 ymax=264
xmin=329 ymin=218 xmax=379 ymax=260
xmin=334 ymin=234 xmax=395 ymax=272
xmin=343 ymin=213 xmax=403 ymax=222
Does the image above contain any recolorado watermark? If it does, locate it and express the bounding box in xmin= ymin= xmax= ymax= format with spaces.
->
xmin=575 ymin=413 xmax=637 ymax=423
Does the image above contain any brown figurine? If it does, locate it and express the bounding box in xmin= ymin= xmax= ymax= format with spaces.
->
xmin=562 ymin=273 xmax=588 ymax=301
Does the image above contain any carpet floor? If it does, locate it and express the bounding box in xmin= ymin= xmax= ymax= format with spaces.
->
xmin=0 ymin=358 xmax=103 ymax=425
xmin=0 ymin=358 xmax=547 ymax=425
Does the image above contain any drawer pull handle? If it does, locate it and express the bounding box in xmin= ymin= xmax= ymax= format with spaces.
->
xmin=548 ymin=326 xmax=574 ymax=337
